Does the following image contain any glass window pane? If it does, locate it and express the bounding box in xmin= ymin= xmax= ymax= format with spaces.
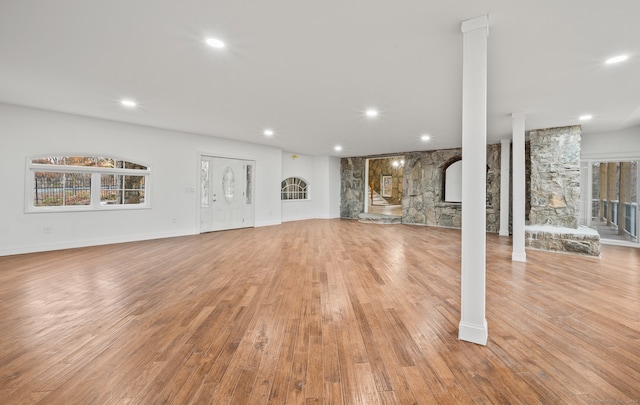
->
xmin=280 ymin=177 xmax=308 ymax=200
xmin=124 ymin=190 xmax=144 ymax=204
xmin=125 ymin=161 xmax=147 ymax=170
xmin=34 ymin=172 xmax=90 ymax=206
xmin=101 ymin=190 xmax=119 ymax=205
xmin=124 ymin=176 xmax=145 ymax=190
xmin=65 ymin=156 xmax=95 ymax=167
xmin=96 ymin=157 xmax=115 ymax=168
xmin=201 ymin=160 xmax=209 ymax=208
xmin=32 ymin=157 xmax=64 ymax=165
xmin=246 ymin=164 xmax=253 ymax=205
xmin=34 ymin=172 xmax=63 ymax=206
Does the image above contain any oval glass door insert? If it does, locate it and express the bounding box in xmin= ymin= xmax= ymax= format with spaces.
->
xmin=222 ymin=166 xmax=235 ymax=201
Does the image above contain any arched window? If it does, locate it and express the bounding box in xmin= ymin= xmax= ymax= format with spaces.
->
xmin=281 ymin=177 xmax=309 ymax=200
xmin=443 ymin=157 xmax=462 ymax=203
xmin=27 ymin=155 xmax=150 ymax=211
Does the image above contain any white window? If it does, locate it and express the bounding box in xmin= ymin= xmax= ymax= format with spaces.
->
xmin=443 ymin=158 xmax=462 ymax=203
xmin=281 ymin=177 xmax=309 ymax=200
xmin=26 ymin=156 xmax=150 ymax=212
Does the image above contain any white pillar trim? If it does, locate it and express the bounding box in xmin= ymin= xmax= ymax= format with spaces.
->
xmin=458 ymin=14 xmax=489 ymax=346
xmin=512 ymin=112 xmax=527 ymax=262
xmin=499 ymin=139 xmax=511 ymax=236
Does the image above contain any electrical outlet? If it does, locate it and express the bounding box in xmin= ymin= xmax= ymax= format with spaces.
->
xmin=43 ymin=226 xmax=51 ymax=234
xmin=172 ymin=218 xmax=177 ymax=224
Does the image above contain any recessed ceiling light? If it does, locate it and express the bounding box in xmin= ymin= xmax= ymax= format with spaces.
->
xmin=579 ymin=114 xmax=593 ymax=121
xmin=206 ymin=38 xmax=226 ymax=49
xmin=120 ymin=99 xmax=137 ymax=108
xmin=421 ymin=134 xmax=431 ymax=141
xmin=263 ymin=129 xmax=274 ymax=136
xmin=605 ymin=54 xmax=628 ymax=65
xmin=365 ymin=109 xmax=379 ymax=118
xmin=334 ymin=145 xmax=343 ymax=152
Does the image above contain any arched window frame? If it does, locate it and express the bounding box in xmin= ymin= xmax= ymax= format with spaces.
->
xmin=442 ymin=156 xmax=463 ymax=203
xmin=25 ymin=155 xmax=150 ymax=212
xmin=281 ymin=177 xmax=309 ymax=201
xmin=441 ymin=156 xmax=491 ymax=204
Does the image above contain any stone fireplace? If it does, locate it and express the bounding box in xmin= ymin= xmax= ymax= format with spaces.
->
xmin=529 ymin=125 xmax=582 ymax=228
xmin=525 ymin=125 xmax=600 ymax=256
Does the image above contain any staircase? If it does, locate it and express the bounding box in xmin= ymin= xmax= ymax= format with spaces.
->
xmin=370 ymin=190 xmax=390 ymax=205
xmin=360 ymin=189 xmax=401 ymax=224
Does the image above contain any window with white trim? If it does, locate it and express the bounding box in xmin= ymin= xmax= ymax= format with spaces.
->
xmin=27 ymin=156 xmax=150 ymax=211
xmin=281 ymin=177 xmax=309 ymax=200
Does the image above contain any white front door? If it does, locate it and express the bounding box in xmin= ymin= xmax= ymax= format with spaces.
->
xmin=200 ymin=156 xmax=254 ymax=232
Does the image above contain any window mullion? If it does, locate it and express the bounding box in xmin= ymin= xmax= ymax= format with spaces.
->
xmin=91 ymin=172 xmax=101 ymax=208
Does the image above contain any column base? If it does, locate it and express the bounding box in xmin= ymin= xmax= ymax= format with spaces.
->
xmin=458 ymin=320 xmax=488 ymax=346
xmin=512 ymin=251 xmax=526 ymax=262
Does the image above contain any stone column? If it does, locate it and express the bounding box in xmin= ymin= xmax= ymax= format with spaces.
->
xmin=512 ymin=113 xmax=526 ymax=262
xmin=458 ymin=14 xmax=488 ymax=346
xmin=619 ymin=162 xmax=631 ymax=235
xmin=599 ymin=163 xmax=607 ymax=221
xmin=499 ymin=139 xmax=511 ymax=236
xmin=529 ymin=125 xmax=582 ymax=228
xmin=607 ymin=162 xmax=617 ymax=226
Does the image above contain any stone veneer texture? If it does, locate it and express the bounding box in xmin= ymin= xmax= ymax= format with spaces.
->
xmin=529 ymin=125 xmax=582 ymax=229
xmin=340 ymin=145 xmax=502 ymax=233
xmin=340 ymin=157 xmax=366 ymax=219
xmin=526 ymin=225 xmax=601 ymax=256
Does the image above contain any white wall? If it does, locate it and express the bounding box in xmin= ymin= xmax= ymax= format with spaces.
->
xmin=581 ymin=126 xmax=640 ymax=160
xmin=313 ymin=155 xmax=341 ymax=219
xmin=280 ymin=152 xmax=341 ymax=222
xmin=328 ymin=156 xmax=341 ymax=218
xmin=0 ymin=103 xmax=285 ymax=255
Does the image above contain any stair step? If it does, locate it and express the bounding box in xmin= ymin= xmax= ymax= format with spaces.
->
xmin=357 ymin=213 xmax=402 ymax=224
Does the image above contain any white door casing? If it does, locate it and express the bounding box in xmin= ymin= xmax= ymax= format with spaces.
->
xmin=200 ymin=156 xmax=254 ymax=233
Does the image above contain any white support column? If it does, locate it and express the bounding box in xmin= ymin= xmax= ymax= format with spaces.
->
xmin=458 ymin=15 xmax=488 ymax=346
xmin=499 ymin=139 xmax=511 ymax=236
xmin=512 ymin=112 xmax=527 ymax=262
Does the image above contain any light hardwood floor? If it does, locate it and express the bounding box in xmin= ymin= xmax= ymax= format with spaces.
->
xmin=1 ymin=219 xmax=639 ymax=404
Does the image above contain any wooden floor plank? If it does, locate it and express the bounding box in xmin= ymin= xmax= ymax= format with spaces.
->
xmin=0 ymin=219 xmax=639 ymax=404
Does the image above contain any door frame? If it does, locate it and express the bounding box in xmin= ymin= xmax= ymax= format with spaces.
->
xmin=197 ymin=152 xmax=256 ymax=233
xmin=581 ymin=157 xmax=640 ymax=247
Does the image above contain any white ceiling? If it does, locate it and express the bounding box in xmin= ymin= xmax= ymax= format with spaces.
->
xmin=1 ymin=1 xmax=639 ymax=157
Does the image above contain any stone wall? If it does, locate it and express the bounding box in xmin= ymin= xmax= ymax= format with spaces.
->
xmin=507 ymin=141 xmax=531 ymax=234
xmin=369 ymin=157 xmax=403 ymax=205
xmin=340 ymin=157 xmax=366 ymax=218
xmin=403 ymin=145 xmax=500 ymax=231
xmin=526 ymin=225 xmax=601 ymax=256
xmin=529 ymin=125 xmax=582 ymax=228
xmin=341 ymin=145 xmax=502 ymax=233
xmin=403 ymin=148 xmax=462 ymax=227
xmin=525 ymin=125 xmax=600 ymax=256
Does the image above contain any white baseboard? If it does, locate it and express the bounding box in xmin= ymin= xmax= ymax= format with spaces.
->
xmin=511 ymin=251 xmax=527 ymax=262
xmin=0 ymin=230 xmax=194 ymax=256
xmin=458 ymin=320 xmax=488 ymax=346
xmin=255 ymin=219 xmax=282 ymax=227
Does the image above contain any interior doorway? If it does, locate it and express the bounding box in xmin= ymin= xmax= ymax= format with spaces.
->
xmin=584 ymin=160 xmax=639 ymax=246
xmin=200 ymin=156 xmax=255 ymax=233
xmin=365 ymin=156 xmax=404 ymax=216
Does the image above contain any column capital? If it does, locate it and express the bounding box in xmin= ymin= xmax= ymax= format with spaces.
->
xmin=461 ymin=15 xmax=489 ymax=34
xmin=512 ymin=112 xmax=526 ymax=119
